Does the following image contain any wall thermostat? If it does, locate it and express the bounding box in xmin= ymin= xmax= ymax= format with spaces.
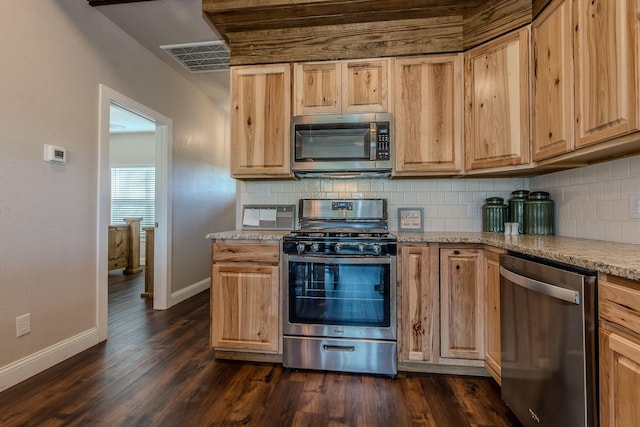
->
xmin=44 ymin=144 xmax=66 ymax=164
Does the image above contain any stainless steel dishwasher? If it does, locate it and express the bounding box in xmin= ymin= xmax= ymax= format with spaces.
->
xmin=500 ymin=253 xmax=598 ymax=427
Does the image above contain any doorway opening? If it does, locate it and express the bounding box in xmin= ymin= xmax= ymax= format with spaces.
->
xmin=97 ymin=85 xmax=173 ymax=341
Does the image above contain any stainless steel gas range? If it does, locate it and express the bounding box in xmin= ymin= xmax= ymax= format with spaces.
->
xmin=282 ymin=199 xmax=397 ymax=376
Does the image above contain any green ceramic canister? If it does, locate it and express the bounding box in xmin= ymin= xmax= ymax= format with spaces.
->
xmin=482 ymin=197 xmax=508 ymax=232
xmin=523 ymin=191 xmax=555 ymax=235
xmin=508 ymin=190 xmax=529 ymax=234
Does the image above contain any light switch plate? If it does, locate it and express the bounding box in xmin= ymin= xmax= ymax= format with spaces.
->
xmin=630 ymin=195 xmax=640 ymax=219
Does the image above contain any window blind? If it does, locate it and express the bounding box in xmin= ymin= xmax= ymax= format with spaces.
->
xmin=110 ymin=167 xmax=155 ymax=230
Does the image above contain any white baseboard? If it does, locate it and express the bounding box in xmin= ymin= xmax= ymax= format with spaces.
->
xmin=0 ymin=328 xmax=100 ymax=392
xmin=170 ymin=277 xmax=210 ymax=306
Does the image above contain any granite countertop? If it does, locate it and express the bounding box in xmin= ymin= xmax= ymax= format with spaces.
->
xmin=206 ymin=229 xmax=290 ymax=241
xmin=207 ymin=230 xmax=640 ymax=281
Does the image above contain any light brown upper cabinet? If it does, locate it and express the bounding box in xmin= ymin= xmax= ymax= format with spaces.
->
xmin=531 ymin=0 xmax=574 ymax=161
xmin=464 ymin=27 xmax=531 ymax=172
xmin=293 ymin=58 xmax=390 ymax=115
xmin=573 ymin=0 xmax=640 ymax=148
xmin=393 ymin=54 xmax=464 ymax=176
xmin=230 ymin=64 xmax=292 ymax=178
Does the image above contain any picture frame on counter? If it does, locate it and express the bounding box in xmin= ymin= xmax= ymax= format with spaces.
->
xmin=398 ymin=207 xmax=424 ymax=232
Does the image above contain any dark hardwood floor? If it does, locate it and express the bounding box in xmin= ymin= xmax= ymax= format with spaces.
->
xmin=0 ymin=271 xmax=521 ymax=427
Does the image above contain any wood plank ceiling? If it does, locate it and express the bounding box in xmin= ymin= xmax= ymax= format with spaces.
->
xmin=202 ymin=0 xmax=550 ymax=65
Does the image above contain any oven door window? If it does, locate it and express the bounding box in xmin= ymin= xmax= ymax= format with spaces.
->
xmin=294 ymin=123 xmax=371 ymax=161
xmin=288 ymin=259 xmax=390 ymax=327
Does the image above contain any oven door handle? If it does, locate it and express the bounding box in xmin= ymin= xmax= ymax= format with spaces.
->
xmin=286 ymin=255 xmax=392 ymax=265
xmin=500 ymin=266 xmax=580 ymax=305
xmin=323 ymin=344 xmax=356 ymax=352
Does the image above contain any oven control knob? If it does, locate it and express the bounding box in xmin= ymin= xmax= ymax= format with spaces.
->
xmin=358 ymin=243 xmax=366 ymax=254
xmin=372 ymin=244 xmax=382 ymax=255
xmin=309 ymin=243 xmax=320 ymax=252
xmin=296 ymin=243 xmax=306 ymax=253
xmin=334 ymin=243 xmax=343 ymax=253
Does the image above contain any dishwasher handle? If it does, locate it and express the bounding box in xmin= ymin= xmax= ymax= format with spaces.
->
xmin=500 ymin=266 xmax=580 ymax=305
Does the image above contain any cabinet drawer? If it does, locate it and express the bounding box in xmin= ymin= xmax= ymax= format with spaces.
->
xmin=599 ymin=274 xmax=640 ymax=336
xmin=212 ymin=242 xmax=279 ymax=264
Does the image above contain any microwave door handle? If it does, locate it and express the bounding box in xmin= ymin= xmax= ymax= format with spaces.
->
xmin=370 ymin=123 xmax=377 ymax=160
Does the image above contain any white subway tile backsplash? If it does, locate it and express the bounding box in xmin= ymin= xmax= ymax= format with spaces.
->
xmin=596 ymin=201 xmax=612 ymax=221
xmin=430 ymin=192 xmax=445 ymax=204
xmin=438 ymin=180 xmax=452 ymax=192
xmin=451 ymin=180 xmax=466 ymax=191
xmin=588 ymin=182 xmax=604 ymax=200
xmin=621 ymin=222 xmax=640 ymax=243
xmin=445 ymin=192 xmax=459 ymax=205
xmin=575 ymin=184 xmax=589 ymax=201
xmin=530 ymin=154 xmax=640 ymax=244
xmin=630 ymin=156 xmax=640 ymax=177
xmin=235 ymin=156 xmax=640 ymax=243
xmin=588 ymin=220 xmax=605 ymax=241
xmin=465 ymin=180 xmax=480 ymax=191
xmin=596 ymin=162 xmax=612 ymax=182
xmin=582 ymin=201 xmax=598 ymax=220
xmin=604 ymin=221 xmax=622 ymax=242
xmin=611 ymin=157 xmax=630 ymax=179
xmin=620 ymin=177 xmax=639 ymax=197
xmin=603 ymin=180 xmax=621 ymax=200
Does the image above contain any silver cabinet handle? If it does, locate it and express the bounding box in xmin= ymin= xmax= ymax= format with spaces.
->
xmin=500 ymin=266 xmax=580 ymax=305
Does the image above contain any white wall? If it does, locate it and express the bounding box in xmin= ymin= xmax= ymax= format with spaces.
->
xmin=238 ymin=177 xmax=529 ymax=231
xmin=0 ymin=0 xmax=234 ymax=386
xmin=530 ymin=154 xmax=640 ymax=244
xmin=110 ymin=132 xmax=155 ymax=166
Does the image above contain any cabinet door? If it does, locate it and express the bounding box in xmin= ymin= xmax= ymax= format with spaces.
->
xmin=398 ymin=245 xmax=438 ymax=362
xmin=393 ymin=54 xmax=463 ymax=175
xmin=440 ymin=248 xmax=484 ymax=360
xmin=293 ymin=62 xmax=341 ymax=115
xmin=531 ymin=0 xmax=574 ymax=160
xmin=464 ymin=27 xmax=530 ymax=171
xmin=211 ymin=263 xmax=280 ymax=352
xmin=599 ymin=323 xmax=640 ymax=427
xmin=484 ymin=247 xmax=505 ymax=384
xmin=230 ymin=64 xmax=292 ymax=178
xmin=574 ymin=0 xmax=640 ymax=148
xmin=341 ymin=58 xmax=390 ymax=113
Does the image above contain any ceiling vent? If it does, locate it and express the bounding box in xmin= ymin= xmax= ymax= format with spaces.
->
xmin=160 ymin=41 xmax=230 ymax=73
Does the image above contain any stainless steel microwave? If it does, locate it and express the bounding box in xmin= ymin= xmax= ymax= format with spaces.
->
xmin=291 ymin=113 xmax=392 ymax=178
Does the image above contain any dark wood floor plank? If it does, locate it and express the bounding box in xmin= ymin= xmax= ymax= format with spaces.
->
xmin=0 ymin=271 xmax=520 ymax=427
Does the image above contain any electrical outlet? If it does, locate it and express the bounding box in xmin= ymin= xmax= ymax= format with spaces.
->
xmin=16 ymin=313 xmax=31 ymax=337
xmin=630 ymin=195 xmax=640 ymax=219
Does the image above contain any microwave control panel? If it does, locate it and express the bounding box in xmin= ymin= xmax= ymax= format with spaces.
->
xmin=376 ymin=123 xmax=390 ymax=160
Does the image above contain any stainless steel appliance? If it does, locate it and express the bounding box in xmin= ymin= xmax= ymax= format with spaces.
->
xmin=500 ymin=253 xmax=598 ymax=427
xmin=291 ymin=113 xmax=392 ymax=178
xmin=282 ymin=199 xmax=397 ymax=376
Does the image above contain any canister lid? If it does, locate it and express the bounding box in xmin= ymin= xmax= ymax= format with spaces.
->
xmin=528 ymin=191 xmax=550 ymax=200
xmin=510 ymin=190 xmax=530 ymax=198
xmin=485 ymin=197 xmax=505 ymax=204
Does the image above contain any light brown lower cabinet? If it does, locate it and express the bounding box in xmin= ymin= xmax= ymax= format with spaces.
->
xmin=398 ymin=244 xmax=438 ymax=362
xmin=598 ymin=273 xmax=640 ymax=427
xmin=399 ymin=244 xmax=486 ymax=370
xmin=210 ymin=242 xmax=280 ymax=353
xmin=483 ymin=246 xmax=505 ymax=384
xmin=440 ymin=247 xmax=484 ymax=363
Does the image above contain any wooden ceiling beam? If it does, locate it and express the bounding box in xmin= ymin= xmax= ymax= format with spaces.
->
xmin=202 ymin=0 xmax=535 ymax=65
